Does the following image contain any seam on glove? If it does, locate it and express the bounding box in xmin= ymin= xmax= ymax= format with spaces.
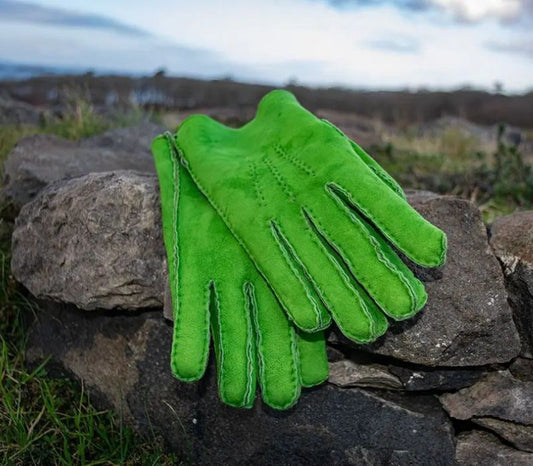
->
xmin=242 ymin=283 xmax=257 ymax=409
xmin=249 ymin=162 xmax=266 ymax=207
xmin=273 ymin=143 xmax=316 ymax=177
xmin=165 ymin=134 xmax=210 ymax=382
xmin=263 ymin=155 xmax=296 ymax=202
xmin=321 ymin=187 xmax=420 ymax=318
xmin=173 ymin=136 xmax=313 ymax=333
xmin=247 ymin=282 xmax=300 ymax=410
xmin=215 ymin=283 xmax=257 ymax=409
xmin=171 ymin=279 xmax=211 ymax=381
xmin=269 ymin=220 xmax=329 ymax=332
xmin=348 ymin=140 xmax=405 ymax=199
xmin=301 ymin=206 xmax=379 ymax=342
xmin=286 ymin=326 xmax=302 ymax=410
xmin=321 ymin=118 xmax=405 ymax=199
xmin=328 ymin=181 xmax=447 ymax=267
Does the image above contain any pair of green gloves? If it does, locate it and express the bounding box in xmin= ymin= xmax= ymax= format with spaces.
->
xmin=151 ymin=90 xmax=446 ymax=410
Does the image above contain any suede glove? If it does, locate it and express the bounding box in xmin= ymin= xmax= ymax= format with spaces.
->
xmin=152 ymin=132 xmax=328 ymax=409
xmin=174 ymin=90 xmax=447 ymax=343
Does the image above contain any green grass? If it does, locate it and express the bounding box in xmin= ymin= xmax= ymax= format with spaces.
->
xmin=0 ymin=99 xmax=178 ymax=465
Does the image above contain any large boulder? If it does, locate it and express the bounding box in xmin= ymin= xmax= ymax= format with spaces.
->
xmin=2 ymin=122 xmax=164 ymax=207
xmin=490 ymin=211 xmax=533 ymax=357
xmin=12 ymin=171 xmax=165 ymax=310
xmin=334 ymin=191 xmax=520 ymax=366
xmin=25 ymin=302 xmax=457 ymax=465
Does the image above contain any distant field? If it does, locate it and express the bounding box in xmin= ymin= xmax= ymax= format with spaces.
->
xmin=1 ymin=73 xmax=532 ymax=129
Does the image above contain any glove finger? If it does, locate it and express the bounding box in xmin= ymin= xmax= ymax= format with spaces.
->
xmin=296 ymin=330 xmax=329 ymax=387
xmin=210 ymin=282 xmax=256 ymax=408
xmin=273 ymin=215 xmax=388 ymax=343
xmin=152 ymin=135 xmax=211 ymax=382
xmin=304 ymin=191 xmax=427 ymax=320
xmin=328 ymin=154 xmax=446 ymax=267
xmin=321 ymin=119 xmax=405 ymax=199
xmin=249 ymin=279 xmax=300 ymax=410
xmin=348 ymin=140 xmax=405 ymax=199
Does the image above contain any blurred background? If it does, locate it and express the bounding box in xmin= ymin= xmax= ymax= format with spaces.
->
xmin=0 ymin=0 xmax=532 ymax=221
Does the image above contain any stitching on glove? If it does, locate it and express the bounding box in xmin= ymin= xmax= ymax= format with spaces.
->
xmin=320 ymin=186 xmax=418 ymax=320
xmin=263 ymin=155 xmax=296 ymax=202
xmin=247 ymin=282 xmax=299 ymax=410
xmin=211 ymin=282 xmax=226 ymax=400
xmin=171 ymin=280 xmax=212 ymax=381
xmin=348 ymin=140 xmax=405 ymax=199
xmin=248 ymin=162 xmax=266 ymax=207
xmin=165 ymin=133 xmax=211 ymax=382
xmin=242 ymin=283 xmax=257 ymax=408
xmin=285 ymin=326 xmax=302 ymax=410
xmin=272 ymin=144 xmax=316 ymax=177
xmin=327 ymin=181 xmax=446 ymax=267
xmin=213 ymin=283 xmax=256 ymax=409
xmin=269 ymin=220 xmax=329 ymax=332
xmin=300 ymin=206 xmax=378 ymax=342
xmin=174 ymin=137 xmax=324 ymax=330
xmin=320 ymin=187 xmax=420 ymax=317
xmin=321 ymin=118 xmax=405 ymax=199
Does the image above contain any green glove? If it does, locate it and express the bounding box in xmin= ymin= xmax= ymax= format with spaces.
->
xmin=174 ymin=90 xmax=447 ymax=343
xmin=152 ymin=132 xmax=328 ymax=410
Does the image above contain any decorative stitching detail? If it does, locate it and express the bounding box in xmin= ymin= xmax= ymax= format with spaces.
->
xmin=272 ymin=144 xmax=316 ymax=177
xmin=327 ymin=181 xmax=446 ymax=267
xmin=300 ymin=206 xmax=379 ymax=342
xmin=269 ymin=220 xmax=330 ymax=332
xmin=164 ymin=133 xmax=210 ymax=381
xmin=321 ymin=118 xmax=405 ymax=199
xmin=211 ymin=282 xmax=226 ymax=400
xmin=247 ymin=281 xmax=300 ymax=410
xmin=174 ymin=137 xmax=319 ymax=333
xmin=317 ymin=187 xmax=420 ymax=318
xmin=242 ymin=282 xmax=257 ymax=408
xmin=263 ymin=155 xmax=296 ymax=202
xmin=248 ymin=162 xmax=266 ymax=207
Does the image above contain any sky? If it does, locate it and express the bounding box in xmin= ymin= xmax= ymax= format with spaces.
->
xmin=0 ymin=0 xmax=532 ymax=92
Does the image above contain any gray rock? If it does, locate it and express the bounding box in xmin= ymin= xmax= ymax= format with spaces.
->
xmin=490 ymin=211 xmax=533 ymax=357
xmin=456 ymin=430 xmax=533 ymax=466
xmin=341 ymin=191 xmax=520 ymax=367
xmin=3 ymin=122 xmax=164 ymax=207
xmin=328 ymin=360 xmax=402 ymax=390
xmin=12 ymin=171 xmax=165 ymax=310
xmin=510 ymin=357 xmax=533 ymax=382
xmin=440 ymin=371 xmax=533 ymax=425
xmin=389 ymin=366 xmax=485 ymax=392
xmin=325 ymin=345 xmax=345 ymax=362
xmin=25 ymin=302 xmax=456 ymax=465
xmin=0 ymin=95 xmax=43 ymax=125
xmin=473 ymin=418 xmax=533 ymax=453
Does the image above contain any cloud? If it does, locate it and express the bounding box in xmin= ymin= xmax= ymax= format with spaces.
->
xmin=315 ymin=0 xmax=533 ymax=24
xmin=486 ymin=39 xmax=533 ymax=58
xmin=0 ymin=0 xmax=150 ymax=36
xmin=363 ymin=35 xmax=421 ymax=53
xmin=319 ymin=0 xmax=428 ymax=11
xmin=430 ymin=0 xmax=522 ymax=23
